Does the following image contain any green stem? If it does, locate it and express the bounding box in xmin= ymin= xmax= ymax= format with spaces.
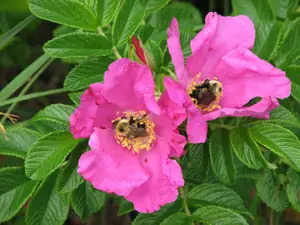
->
xmin=1 ymin=58 xmax=54 ymax=124
xmin=112 ymin=46 xmax=122 ymax=59
xmin=0 ymin=88 xmax=66 ymax=107
xmin=179 ymin=187 xmax=191 ymax=216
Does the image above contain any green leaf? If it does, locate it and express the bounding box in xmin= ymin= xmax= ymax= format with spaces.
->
xmin=133 ymin=200 xmax=182 ymax=225
xmin=188 ymin=183 xmax=249 ymax=215
xmin=286 ymin=168 xmax=300 ymax=212
xmin=0 ymin=0 xmax=28 ymax=12
xmin=285 ymin=65 xmax=300 ymax=86
xmin=26 ymin=171 xmax=70 ymax=225
xmin=193 ymin=206 xmax=249 ymax=225
xmin=146 ymin=40 xmax=163 ymax=71
xmin=56 ymin=142 xmax=87 ymax=194
xmin=232 ymin=0 xmax=275 ymax=24
xmin=274 ymin=19 xmax=300 ymax=68
xmin=140 ymin=0 xmax=170 ymax=13
xmin=118 ymin=198 xmax=134 ymax=216
xmin=0 ymin=167 xmax=38 ymax=223
xmin=0 ymin=15 xmax=35 ymax=49
xmin=71 ymin=182 xmax=105 ymax=221
xmin=0 ymin=54 xmax=51 ymax=101
xmin=269 ymin=0 xmax=299 ymax=19
xmin=29 ymin=0 xmax=98 ymax=31
xmin=96 ymin=0 xmax=120 ymax=27
xmin=150 ymin=2 xmax=202 ymax=32
xmin=252 ymin=21 xmax=283 ymax=61
xmin=0 ymin=128 xmax=40 ymax=159
xmin=161 ymin=213 xmax=193 ymax=225
xmin=69 ymin=91 xmax=84 ymax=106
xmin=209 ymin=128 xmax=236 ymax=185
xmin=292 ymin=82 xmax=300 ymax=103
xmin=25 ymin=131 xmax=79 ymax=180
xmin=256 ymin=170 xmax=289 ymax=211
xmin=44 ymin=32 xmax=112 ymax=58
xmin=230 ymin=128 xmax=267 ymax=169
xmin=64 ymin=57 xmax=114 ymax=91
xmin=250 ymin=123 xmax=300 ymax=171
xmin=33 ymin=104 xmax=75 ymax=129
xmin=112 ymin=0 xmax=146 ymax=46
xmin=269 ymin=105 xmax=300 ymax=129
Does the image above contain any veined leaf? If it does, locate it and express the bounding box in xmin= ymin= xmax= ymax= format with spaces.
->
xmin=250 ymin=123 xmax=300 ymax=171
xmin=188 ymin=183 xmax=249 ymax=215
xmin=64 ymin=57 xmax=114 ymax=91
xmin=286 ymin=168 xmax=300 ymax=212
xmin=68 ymin=91 xmax=84 ymax=106
xmin=71 ymin=182 xmax=106 ymax=221
xmin=269 ymin=0 xmax=299 ymax=19
xmin=112 ymin=0 xmax=146 ymax=46
xmin=44 ymin=32 xmax=112 ymax=58
xmin=232 ymin=0 xmax=275 ymax=24
xmin=57 ymin=142 xmax=87 ymax=194
xmin=209 ymin=128 xmax=236 ymax=185
xmin=140 ymin=0 xmax=170 ymax=14
xmin=161 ymin=213 xmax=193 ymax=225
xmin=274 ymin=18 xmax=300 ymax=69
xmin=26 ymin=171 xmax=70 ymax=225
xmin=118 ymin=198 xmax=134 ymax=216
xmin=0 ymin=128 xmax=40 ymax=159
xmin=0 ymin=167 xmax=38 ymax=222
xmin=33 ymin=104 xmax=75 ymax=129
xmin=29 ymin=0 xmax=98 ymax=31
xmin=25 ymin=131 xmax=79 ymax=180
xmin=256 ymin=170 xmax=289 ymax=211
xmin=96 ymin=0 xmax=120 ymax=27
xmin=252 ymin=21 xmax=283 ymax=61
xmin=133 ymin=200 xmax=182 ymax=225
xmin=193 ymin=205 xmax=249 ymax=225
xmin=230 ymin=128 xmax=267 ymax=169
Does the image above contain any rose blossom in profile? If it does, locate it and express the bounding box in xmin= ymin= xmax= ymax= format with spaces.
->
xmin=70 ymin=59 xmax=185 ymax=213
xmin=165 ymin=13 xmax=291 ymax=143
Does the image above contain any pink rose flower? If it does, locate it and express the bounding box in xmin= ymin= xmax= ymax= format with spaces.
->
xmin=70 ymin=59 xmax=185 ymax=213
xmin=165 ymin=13 xmax=291 ymax=143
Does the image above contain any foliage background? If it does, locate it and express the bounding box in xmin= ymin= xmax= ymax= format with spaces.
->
xmin=0 ymin=0 xmax=300 ymax=225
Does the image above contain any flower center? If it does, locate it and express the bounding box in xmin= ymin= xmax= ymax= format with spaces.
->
xmin=112 ymin=110 xmax=155 ymax=153
xmin=187 ymin=74 xmax=223 ymax=112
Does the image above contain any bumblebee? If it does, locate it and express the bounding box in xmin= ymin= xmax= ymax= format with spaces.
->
xmin=189 ymin=79 xmax=222 ymax=108
xmin=113 ymin=114 xmax=148 ymax=139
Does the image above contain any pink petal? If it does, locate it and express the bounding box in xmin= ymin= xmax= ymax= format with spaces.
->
xmin=186 ymin=105 xmax=208 ymax=143
xmin=164 ymin=76 xmax=187 ymax=104
xmin=103 ymin=58 xmax=160 ymax=114
xmin=204 ymin=96 xmax=279 ymax=121
xmin=186 ymin=12 xmax=255 ymax=80
xmin=78 ymin=128 xmax=149 ymax=196
xmin=167 ymin=18 xmax=188 ymax=86
xmin=170 ymin=130 xmax=186 ymax=158
xmin=217 ymin=48 xmax=291 ymax=108
xmin=125 ymin=138 xmax=184 ymax=213
xmin=70 ymin=83 xmax=104 ymax=138
xmin=158 ymin=91 xmax=187 ymax=127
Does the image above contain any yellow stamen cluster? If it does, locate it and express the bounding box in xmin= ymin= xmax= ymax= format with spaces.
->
xmin=112 ymin=111 xmax=156 ymax=153
xmin=187 ymin=73 xmax=223 ymax=112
